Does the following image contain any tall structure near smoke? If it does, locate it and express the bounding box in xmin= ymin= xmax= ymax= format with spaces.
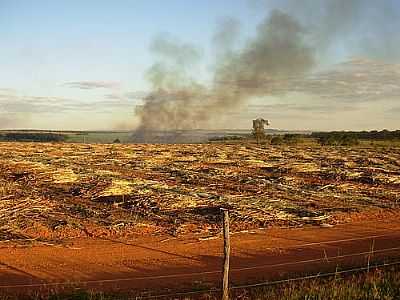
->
xmin=253 ymin=118 xmax=270 ymax=144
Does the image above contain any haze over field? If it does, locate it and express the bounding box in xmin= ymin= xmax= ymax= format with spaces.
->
xmin=0 ymin=0 xmax=399 ymax=131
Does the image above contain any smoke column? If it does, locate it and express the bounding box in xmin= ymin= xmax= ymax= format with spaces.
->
xmin=134 ymin=1 xmax=400 ymax=142
xmin=134 ymin=10 xmax=314 ymax=142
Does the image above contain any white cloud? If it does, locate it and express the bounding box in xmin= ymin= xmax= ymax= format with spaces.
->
xmin=64 ymin=81 xmax=121 ymax=90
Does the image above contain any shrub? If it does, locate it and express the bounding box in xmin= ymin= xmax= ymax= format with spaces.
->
xmin=271 ymin=136 xmax=284 ymax=145
xmin=283 ymin=134 xmax=300 ymax=145
xmin=318 ymin=134 xmax=359 ymax=146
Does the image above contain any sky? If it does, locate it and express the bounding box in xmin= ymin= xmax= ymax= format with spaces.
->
xmin=0 ymin=0 xmax=399 ymax=131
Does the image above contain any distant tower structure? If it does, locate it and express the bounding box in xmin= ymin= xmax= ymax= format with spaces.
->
xmin=252 ymin=118 xmax=270 ymax=144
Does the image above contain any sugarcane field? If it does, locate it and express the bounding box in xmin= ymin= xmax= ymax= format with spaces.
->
xmin=0 ymin=141 xmax=399 ymax=242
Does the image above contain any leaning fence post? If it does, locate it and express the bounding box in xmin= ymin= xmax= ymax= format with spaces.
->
xmin=222 ymin=209 xmax=231 ymax=300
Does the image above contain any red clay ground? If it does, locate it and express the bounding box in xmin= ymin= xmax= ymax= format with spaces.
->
xmin=1 ymin=216 xmax=400 ymax=297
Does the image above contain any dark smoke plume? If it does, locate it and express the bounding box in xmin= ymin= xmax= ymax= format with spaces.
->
xmin=134 ymin=0 xmax=400 ymax=142
xmin=134 ymin=10 xmax=314 ymax=142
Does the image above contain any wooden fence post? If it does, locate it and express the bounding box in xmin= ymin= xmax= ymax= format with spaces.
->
xmin=222 ymin=209 xmax=230 ymax=300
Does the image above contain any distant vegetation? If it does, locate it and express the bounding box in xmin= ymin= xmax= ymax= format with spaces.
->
xmin=208 ymin=135 xmax=249 ymax=142
xmin=210 ymin=130 xmax=400 ymax=146
xmin=209 ymin=132 xmax=310 ymax=145
xmin=315 ymin=133 xmax=360 ymax=146
xmin=0 ymin=131 xmax=132 ymax=144
xmin=312 ymin=130 xmax=400 ymax=146
xmin=312 ymin=130 xmax=400 ymax=141
xmin=0 ymin=132 xmax=66 ymax=142
xmin=0 ymin=129 xmax=398 ymax=145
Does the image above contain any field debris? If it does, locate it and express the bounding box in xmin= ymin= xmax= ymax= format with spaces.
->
xmin=0 ymin=142 xmax=399 ymax=242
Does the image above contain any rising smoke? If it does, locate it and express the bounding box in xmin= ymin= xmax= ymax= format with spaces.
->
xmin=134 ymin=10 xmax=314 ymax=141
xmin=134 ymin=1 xmax=400 ymax=142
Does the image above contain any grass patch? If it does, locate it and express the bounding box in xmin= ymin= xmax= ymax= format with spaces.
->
xmin=2 ymin=267 xmax=400 ymax=299
xmin=227 ymin=266 xmax=400 ymax=300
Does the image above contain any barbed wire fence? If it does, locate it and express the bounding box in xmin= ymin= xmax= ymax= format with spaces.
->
xmin=0 ymin=211 xmax=399 ymax=299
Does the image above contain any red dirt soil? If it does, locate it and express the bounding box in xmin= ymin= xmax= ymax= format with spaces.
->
xmin=1 ymin=216 xmax=400 ymax=297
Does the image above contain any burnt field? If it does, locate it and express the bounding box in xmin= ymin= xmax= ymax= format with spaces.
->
xmin=0 ymin=142 xmax=399 ymax=243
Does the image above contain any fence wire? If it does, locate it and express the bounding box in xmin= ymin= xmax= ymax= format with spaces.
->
xmin=1 ymin=244 xmax=398 ymax=289
xmin=0 ymin=231 xmax=399 ymax=300
xmin=136 ymin=261 xmax=400 ymax=299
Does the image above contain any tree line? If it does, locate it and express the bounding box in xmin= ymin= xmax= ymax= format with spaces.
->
xmin=311 ymin=130 xmax=400 ymax=146
xmin=0 ymin=132 xmax=66 ymax=142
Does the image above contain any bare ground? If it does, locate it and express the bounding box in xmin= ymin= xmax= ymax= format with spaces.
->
xmin=1 ymin=216 xmax=400 ymax=296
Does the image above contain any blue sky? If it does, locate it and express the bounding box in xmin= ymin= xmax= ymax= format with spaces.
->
xmin=0 ymin=1 xmax=256 ymax=92
xmin=0 ymin=0 xmax=399 ymax=130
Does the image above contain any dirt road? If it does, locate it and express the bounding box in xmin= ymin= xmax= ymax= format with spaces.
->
xmin=1 ymin=217 xmax=400 ymax=297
